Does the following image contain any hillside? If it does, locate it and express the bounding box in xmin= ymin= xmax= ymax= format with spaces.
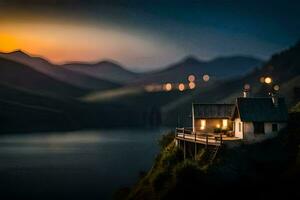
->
xmin=132 ymin=55 xmax=263 ymax=85
xmin=83 ymin=42 xmax=299 ymax=127
xmin=120 ymin=126 xmax=299 ymax=200
xmin=0 ymin=41 xmax=298 ymax=131
xmin=0 ymin=83 xmax=83 ymax=133
xmin=0 ymin=57 xmax=90 ymax=97
xmin=0 ymin=82 xmax=145 ymax=133
xmin=0 ymin=51 xmax=121 ymax=91
xmin=161 ymin=42 xmax=300 ymax=126
xmin=63 ymin=61 xmax=140 ymax=84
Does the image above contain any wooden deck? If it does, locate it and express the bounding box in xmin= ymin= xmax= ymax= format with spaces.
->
xmin=175 ymin=128 xmax=240 ymax=146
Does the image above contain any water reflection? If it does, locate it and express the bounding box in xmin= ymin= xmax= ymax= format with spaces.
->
xmin=0 ymin=128 xmax=168 ymax=200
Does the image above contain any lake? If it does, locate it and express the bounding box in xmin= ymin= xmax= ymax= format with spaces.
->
xmin=0 ymin=128 xmax=169 ymax=200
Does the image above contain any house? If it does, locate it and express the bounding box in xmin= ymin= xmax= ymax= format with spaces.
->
xmin=232 ymin=96 xmax=288 ymax=142
xmin=191 ymin=95 xmax=288 ymax=143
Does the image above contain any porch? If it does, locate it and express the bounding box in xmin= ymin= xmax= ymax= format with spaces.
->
xmin=175 ymin=127 xmax=241 ymax=147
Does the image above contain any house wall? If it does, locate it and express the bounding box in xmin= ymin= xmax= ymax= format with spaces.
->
xmin=194 ymin=118 xmax=233 ymax=133
xmin=234 ymin=118 xmax=243 ymax=139
xmin=243 ymin=122 xmax=287 ymax=143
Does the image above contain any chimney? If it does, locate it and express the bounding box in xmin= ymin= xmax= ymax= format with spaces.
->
xmin=243 ymin=89 xmax=250 ymax=98
xmin=243 ymin=84 xmax=251 ymax=98
xmin=271 ymin=93 xmax=279 ymax=107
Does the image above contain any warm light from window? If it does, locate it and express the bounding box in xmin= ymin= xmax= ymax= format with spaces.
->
xmin=178 ymin=83 xmax=185 ymax=91
xmin=200 ymin=120 xmax=206 ymax=130
xmin=222 ymin=119 xmax=228 ymax=129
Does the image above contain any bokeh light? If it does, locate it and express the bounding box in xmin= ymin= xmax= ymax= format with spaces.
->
xmin=260 ymin=77 xmax=265 ymax=83
xmin=188 ymin=74 xmax=196 ymax=82
xmin=178 ymin=83 xmax=185 ymax=91
xmin=273 ymin=84 xmax=280 ymax=91
xmin=145 ymin=84 xmax=162 ymax=92
xmin=244 ymin=84 xmax=251 ymax=90
xmin=203 ymin=74 xmax=210 ymax=82
xmin=264 ymin=77 xmax=272 ymax=84
xmin=189 ymin=82 xmax=196 ymax=89
xmin=164 ymin=83 xmax=172 ymax=91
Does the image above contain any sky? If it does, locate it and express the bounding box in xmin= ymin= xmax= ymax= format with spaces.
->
xmin=0 ymin=0 xmax=299 ymax=71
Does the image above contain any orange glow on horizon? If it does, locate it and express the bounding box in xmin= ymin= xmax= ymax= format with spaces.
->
xmin=0 ymin=18 xmax=180 ymax=66
xmin=0 ymin=34 xmax=20 ymax=50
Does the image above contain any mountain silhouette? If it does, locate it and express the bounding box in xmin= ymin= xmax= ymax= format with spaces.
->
xmin=0 ymin=51 xmax=121 ymax=91
xmin=63 ymin=60 xmax=139 ymax=84
xmin=132 ymin=55 xmax=263 ymax=84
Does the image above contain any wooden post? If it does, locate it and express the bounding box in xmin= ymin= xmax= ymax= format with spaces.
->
xmin=184 ymin=140 xmax=186 ymax=160
xmin=192 ymin=103 xmax=195 ymax=133
xmin=206 ymin=134 xmax=208 ymax=148
xmin=220 ymin=133 xmax=223 ymax=145
xmin=194 ymin=132 xmax=197 ymax=160
xmin=183 ymin=128 xmax=185 ymax=139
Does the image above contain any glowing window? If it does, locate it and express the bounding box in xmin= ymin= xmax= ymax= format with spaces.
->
xmin=200 ymin=120 xmax=206 ymax=130
xmin=222 ymin=119 xmax=228 ymax=129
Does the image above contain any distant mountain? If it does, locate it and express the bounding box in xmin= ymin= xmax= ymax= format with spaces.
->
xmin=132 ymin=55 xmax=263 ymax=85
xmin=161 ymin=41 xmax=300 ymax=126
xmin=63 ymin=60 xmax=140 ymax=84
xmin=0 ymin=51 xmax=121 ymax=91
xmin=0 ymin=57 xmax=88 ymax=97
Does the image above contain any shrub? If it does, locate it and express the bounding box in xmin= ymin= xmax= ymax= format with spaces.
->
xmin=151 ymin=169 xmax=171 ymax=193
xmin=158 ymin=132 xmax=175 ymax=150
xmin=173 ymin=160 xmax=205 ymax=185
xmin=161 ymin=147 xmax=183 ymax=168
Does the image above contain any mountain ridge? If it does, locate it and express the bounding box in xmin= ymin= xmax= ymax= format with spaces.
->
xmin=0 ymin=51 xmax=122 ymax=91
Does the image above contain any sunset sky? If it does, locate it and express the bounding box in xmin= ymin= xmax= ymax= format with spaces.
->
xmin=0 ymin=0 xmax=299 ymax=71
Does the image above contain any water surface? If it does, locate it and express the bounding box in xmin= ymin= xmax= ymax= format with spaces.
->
xmin=0 ymin=129 xmax=167 ymax=200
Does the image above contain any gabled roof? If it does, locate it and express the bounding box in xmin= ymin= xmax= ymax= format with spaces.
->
xmin=193 ymin=104 xmax=235 ymax=119
xmin=236 ymin=97 xmax=288 ymax=122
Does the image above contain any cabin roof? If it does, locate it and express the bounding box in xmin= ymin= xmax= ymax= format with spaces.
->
xmin=236 ymin=97 xmax=288 ymax=122
xmin=193 ymin=103 xmax=235 ymax=119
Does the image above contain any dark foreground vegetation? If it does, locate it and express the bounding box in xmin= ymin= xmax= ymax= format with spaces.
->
xmin=116 ymin=113 xmax=300 ymax=200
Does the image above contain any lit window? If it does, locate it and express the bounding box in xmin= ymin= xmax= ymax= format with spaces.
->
xmin=222 ymin=119 xmax=228 ymax=129
xmin=200 ymin=120 xmax=206 ymax=130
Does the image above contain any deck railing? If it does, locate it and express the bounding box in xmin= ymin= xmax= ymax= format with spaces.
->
xmin=175 ymin=127 xmax=223 ymax=146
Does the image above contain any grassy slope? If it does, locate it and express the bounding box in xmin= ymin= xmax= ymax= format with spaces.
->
xmin=121 ymin=117 xmax=300 ymax=200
